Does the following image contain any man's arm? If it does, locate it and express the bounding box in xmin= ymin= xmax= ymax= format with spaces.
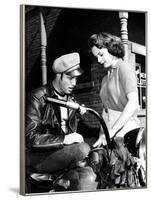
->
xmin=26 ymin=95 xmax=64 ymax=150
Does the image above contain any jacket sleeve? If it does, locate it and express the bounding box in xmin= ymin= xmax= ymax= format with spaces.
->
xmin=26 ymin=95 xmax=64 ymax=150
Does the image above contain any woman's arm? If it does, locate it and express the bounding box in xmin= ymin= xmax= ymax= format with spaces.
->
xmin=110 ymin=91 xmax=140 ymax=137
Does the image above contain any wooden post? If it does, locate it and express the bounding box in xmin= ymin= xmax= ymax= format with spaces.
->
xmin=40 ymin=12 xmax=47 ymax=85
xmin=119 ymin=12 xmax=129 ymax=61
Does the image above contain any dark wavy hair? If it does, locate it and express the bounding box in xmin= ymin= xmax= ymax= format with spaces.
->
xmin=88 ymin=32 xmax=125 ymax=58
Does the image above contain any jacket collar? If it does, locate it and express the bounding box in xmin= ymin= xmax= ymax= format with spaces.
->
xmin=46 ymin=80 xmax=73 ymax=101
xmin=46 ymin=80 xmax=57 ymax=98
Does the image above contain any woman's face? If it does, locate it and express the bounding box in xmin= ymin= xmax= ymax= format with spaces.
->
xmin=91 ymin=46 xmax=113 ymax=68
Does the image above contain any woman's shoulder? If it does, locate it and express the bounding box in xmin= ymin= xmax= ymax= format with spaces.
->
xmin=118 ymin=60 xmax=135 ymax=75
xmin=117 ymin=60 xmax=137 ymax=91
xmin=118 ymin=59 xmax=132 ymax=68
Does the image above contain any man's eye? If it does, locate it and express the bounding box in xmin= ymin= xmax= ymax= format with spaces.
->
xmin=66 ymin=75 xmax=72 ymax=80
xmin=67 ymin=76 xmax=73 ymax=81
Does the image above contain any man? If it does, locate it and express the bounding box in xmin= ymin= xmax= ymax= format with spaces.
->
xmin=26 ymin=52 xmax=91 ymax=176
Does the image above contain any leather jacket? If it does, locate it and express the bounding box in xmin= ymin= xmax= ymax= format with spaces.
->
xmin=26 ymin=82 xmax=80 ymax=150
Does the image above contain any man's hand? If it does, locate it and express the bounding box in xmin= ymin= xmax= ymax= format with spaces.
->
xmin=63 ymin=132 xmax=84 ymax=145
xmin=79 ymin=105 xmax=87 ymax=115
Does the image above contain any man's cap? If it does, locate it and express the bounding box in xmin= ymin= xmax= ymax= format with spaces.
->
xmin=52 ymin=52 xmax=83 ymax=77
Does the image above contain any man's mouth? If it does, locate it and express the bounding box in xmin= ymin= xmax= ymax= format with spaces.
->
xmin=68 ymin=87 xmax=75 ymax=92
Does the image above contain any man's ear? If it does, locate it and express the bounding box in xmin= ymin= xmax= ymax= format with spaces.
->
xmin=56 ymin=73 xmax=62 ymax=80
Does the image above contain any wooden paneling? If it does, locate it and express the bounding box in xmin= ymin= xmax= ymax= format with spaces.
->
xmin=131 ymin=42 xmax=146 ymax=56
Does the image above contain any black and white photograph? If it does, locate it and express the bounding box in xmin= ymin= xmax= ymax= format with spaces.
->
xmin=20 ymin=4 xmax=146 ymax=195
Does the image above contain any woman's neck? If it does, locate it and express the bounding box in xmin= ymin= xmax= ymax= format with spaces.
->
xmin=112 ymin=58 xmax=119 ymax=68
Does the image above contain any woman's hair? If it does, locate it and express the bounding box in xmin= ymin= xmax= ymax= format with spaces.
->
xmin=88 ymin=32 xmax=125 ymax=58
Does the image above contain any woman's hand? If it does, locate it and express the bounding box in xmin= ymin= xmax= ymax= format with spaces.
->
xmin=93 ymin=134 xmax=107 ymax=147
xmin=109 ymin=128 xmax=118 ymax=139
xmin=63 ymin=132 xmax=84 ymax=145
xmin=93 ymin=129 xmax=119 ymax=148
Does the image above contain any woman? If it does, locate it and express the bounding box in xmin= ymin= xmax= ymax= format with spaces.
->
xmin=88 ymin=32 xmax=140 ymax=147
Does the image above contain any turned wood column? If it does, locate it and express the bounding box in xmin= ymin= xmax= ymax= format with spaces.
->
xmin=40 ymin=12 xmax=47 ymax=85
xmin=119 ymin=12 xmax=129 ymax=61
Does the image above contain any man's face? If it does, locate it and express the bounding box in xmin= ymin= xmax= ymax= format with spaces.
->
xmin=59 ymin=73 xmax=78 ymax=95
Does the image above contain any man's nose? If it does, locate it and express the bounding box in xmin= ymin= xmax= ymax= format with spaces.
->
xmin=71 ymin=78 xmax=77 ymax=86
